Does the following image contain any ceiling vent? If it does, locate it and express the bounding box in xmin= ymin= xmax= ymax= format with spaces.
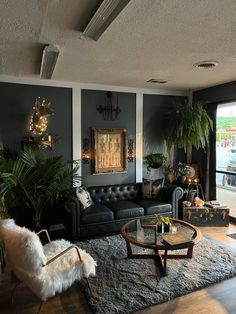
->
xmin=40 ymin=45 xmax=60 ymax=79
xmin=194 ymin=60 xmax=219 ymax=69
xmin=147 ymin=79 xmax=167 ymax=84
xmin=80 ymin=0 xmax=131 ymax=41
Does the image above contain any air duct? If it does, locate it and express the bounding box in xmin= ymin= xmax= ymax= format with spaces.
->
xmin=81 ymin=0 xmax=130 ymax=41
xmin=40 ymin=45 xmax=59 ymax=79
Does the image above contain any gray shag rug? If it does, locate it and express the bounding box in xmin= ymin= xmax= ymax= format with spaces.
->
xmin=78 ymin=235 xmax=236 ymax=314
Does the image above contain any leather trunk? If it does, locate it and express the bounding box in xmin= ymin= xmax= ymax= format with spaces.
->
xmin=183 ymin=206 xmax=230 ymax=226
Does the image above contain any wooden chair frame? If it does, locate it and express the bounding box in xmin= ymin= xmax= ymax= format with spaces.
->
xmin=36 ymin=229 xmax=93 ymax=296
xmin=9 ymin=229 xmax=93 ymax=313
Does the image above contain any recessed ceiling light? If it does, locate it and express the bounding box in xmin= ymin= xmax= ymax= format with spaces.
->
xmin=147 ymin=79 xmax=167 ymax=84
xmin=193 ymin=60 xmax=219 ymax=69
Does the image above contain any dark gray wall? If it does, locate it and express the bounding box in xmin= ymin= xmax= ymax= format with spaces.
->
xmin=0 ymin=82 xmax=72 ymax=161
xmin=143 ymin=94 xmax=187 ymax=178
xmin=193 ymin=80 xmax=236 ymax=104
xmin=81 ymin=89 xmax=136 ymax=186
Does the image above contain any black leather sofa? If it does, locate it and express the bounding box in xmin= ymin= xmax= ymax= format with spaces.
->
xmin=63 ymin=183 xmax=184 ymax=240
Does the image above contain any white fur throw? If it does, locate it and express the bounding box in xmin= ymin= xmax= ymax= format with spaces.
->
xmin=0 ymin=219 xmax=46 ymax=275
xmin=0 ymin=219 xmax=96 ymax=300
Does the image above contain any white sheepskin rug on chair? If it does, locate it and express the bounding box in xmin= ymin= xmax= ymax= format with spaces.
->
xmin=0 ymin=219 xmax=96 ymax=300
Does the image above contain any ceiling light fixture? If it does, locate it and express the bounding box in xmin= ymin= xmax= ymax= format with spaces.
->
xmin=80 ymin=0 xmax=130 ymax=41
xmin=147 ymin=79 xmax=168 ymax=84
xmin=40 ymin=45 xmax=60 ymax=79
xmin=193 ymin=60 xmax=219 ymax=69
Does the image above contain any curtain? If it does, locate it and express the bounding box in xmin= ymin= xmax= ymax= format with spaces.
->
xmin=192 ymin=103 xmax=217 ymax=200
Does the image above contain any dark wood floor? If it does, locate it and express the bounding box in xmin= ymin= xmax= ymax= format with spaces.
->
xmin=1 ymin=224 xmax=236 ymax=314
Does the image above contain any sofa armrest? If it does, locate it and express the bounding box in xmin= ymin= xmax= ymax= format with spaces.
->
xmin=63 ymin=195 xmax=81 ymax=240
xmin=160 ymin=184 xmax=184 ymax=218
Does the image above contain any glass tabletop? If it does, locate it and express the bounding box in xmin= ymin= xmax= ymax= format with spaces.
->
xmin=121 ymin=217 xmax=198 ymax=248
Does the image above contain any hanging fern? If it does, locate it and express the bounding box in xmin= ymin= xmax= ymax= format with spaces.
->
xmin=164 ymin=101 xmax=213 ymax=162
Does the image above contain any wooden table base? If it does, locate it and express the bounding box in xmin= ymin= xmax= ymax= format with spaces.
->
xmin=124 ymin=239 xmax=194 ymax=277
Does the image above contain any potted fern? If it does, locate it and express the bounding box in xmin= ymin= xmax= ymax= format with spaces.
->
xmin=164 ymin=101 xmax=213 ymax=164
xmin=144 ymin=153 xmax=167 ymax=172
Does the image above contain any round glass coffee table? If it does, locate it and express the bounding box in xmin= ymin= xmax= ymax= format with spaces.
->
xmin=120 ymin=218 xmax=202 ymax=276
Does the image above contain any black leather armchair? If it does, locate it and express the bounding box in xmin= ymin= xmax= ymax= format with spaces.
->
xmin=63 ymin=183 xmax=184 ymax=240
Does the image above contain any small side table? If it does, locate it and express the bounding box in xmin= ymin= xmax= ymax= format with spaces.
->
xmin=183 ymin=205 xmax=230 ymax=226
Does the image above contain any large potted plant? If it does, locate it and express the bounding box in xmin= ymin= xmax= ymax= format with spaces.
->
xmin=164 ymin=101 xmax=213 ymax=164
xmin=4 ymin=149 xmax=80 ymax=229
xmin=144 ymin=153 xmax=167 ymax=172
xmin=0 ymin=149 xmax=12 ymax=218
xmin=0 ymin=145 xmax=23 ymax=219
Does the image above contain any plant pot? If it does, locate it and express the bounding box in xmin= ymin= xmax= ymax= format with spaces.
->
xmin=156 ymin=222 xmax=171 ymax=233
xmin=150 ymin=162 xmax=163 ymax=169
xmin=177 ymin=176 xmax=186 ymax=184
xmin=164 ymin=223 xmax=171 ymax=232
xmin=157 ymin=222 xmax=164 ymax=233
xmin=186 ymin=191 xmax=196 ymax=205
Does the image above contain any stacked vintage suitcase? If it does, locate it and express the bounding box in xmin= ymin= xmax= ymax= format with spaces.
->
xmin=183 ymin=201 xmax=230 ymax=226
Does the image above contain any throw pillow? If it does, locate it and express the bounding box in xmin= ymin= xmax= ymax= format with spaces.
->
xmin=152 ymin=178 xmax=164 ymax=199
xmin=142 ymin=180 xmax=153 ymax=199
xmin=76 ymin=186 xmax=94 ymax=210
xmin=142 ymin=178 xmax=164 ymax=199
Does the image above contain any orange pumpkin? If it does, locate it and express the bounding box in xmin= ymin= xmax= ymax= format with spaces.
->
xmin=194 ymin=197 xmax=205 ymax=207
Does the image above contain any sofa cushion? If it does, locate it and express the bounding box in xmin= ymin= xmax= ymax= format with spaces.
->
xmin=105 ymin=200 xmax=144 ymax=220
xmin=135 ymin=199 xmax=172 ymax=215
xmin=81 ymin=204 xmax=114 ymax=224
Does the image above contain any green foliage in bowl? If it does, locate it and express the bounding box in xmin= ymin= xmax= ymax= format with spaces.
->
xmin=144 ymin=153 xmax=167 ymax=172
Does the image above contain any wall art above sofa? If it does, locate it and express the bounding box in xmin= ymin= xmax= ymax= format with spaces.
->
xmin=91 ymin=128 xmax=127 ymax=175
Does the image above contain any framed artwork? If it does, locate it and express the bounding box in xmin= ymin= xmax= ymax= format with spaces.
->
xmin=91 ymin=128 xmax=127 ymax=174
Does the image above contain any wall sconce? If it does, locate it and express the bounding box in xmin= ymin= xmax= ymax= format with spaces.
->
xmin=97 ymin=91 xmax=121 ymax=120
xmin=23 ymin=135 xmax=52 ymax=150
xmin=23 ymin=97 xmax=54 ymax=150
xmin=82 ymin=138 xmax=90 ymax=164
xmin=128 ymin=137 xmax=135 ymax=162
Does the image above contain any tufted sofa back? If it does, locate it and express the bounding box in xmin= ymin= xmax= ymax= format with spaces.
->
xmin=87 ymin=183 xmax=141 ymax=204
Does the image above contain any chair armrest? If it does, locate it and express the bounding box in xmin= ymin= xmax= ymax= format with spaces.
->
xmin=44 ymin=245 xmax=82 ymax=266
xmin=44 ymin=244 xmax=94 ymax=295
xmin=36 ymin=229 xmax=51 ymax=243
xmin=63 ymin=195 xmax=81 ymax=240
xmin=161 ymin=184 xmax=184 ymax=218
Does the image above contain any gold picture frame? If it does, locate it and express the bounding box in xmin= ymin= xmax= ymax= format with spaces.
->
xmin=91 ymin=128 xmax=127 ymax=174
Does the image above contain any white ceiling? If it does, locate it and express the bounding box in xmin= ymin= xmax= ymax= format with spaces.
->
xmin=1 ymin=0 xmax=236 ymax=91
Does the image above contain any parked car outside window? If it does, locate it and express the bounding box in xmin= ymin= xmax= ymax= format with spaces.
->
xmin=227 ymin=149 xmax=236 ymax=186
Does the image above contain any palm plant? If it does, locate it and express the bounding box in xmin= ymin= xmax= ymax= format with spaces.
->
xmin=3 ymin=149 xmax=80 ymax=228
xmin=0 ymin=146 xmax=18 ymax=218
xmin=164 ymin=101 xmax=213 ymax=164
